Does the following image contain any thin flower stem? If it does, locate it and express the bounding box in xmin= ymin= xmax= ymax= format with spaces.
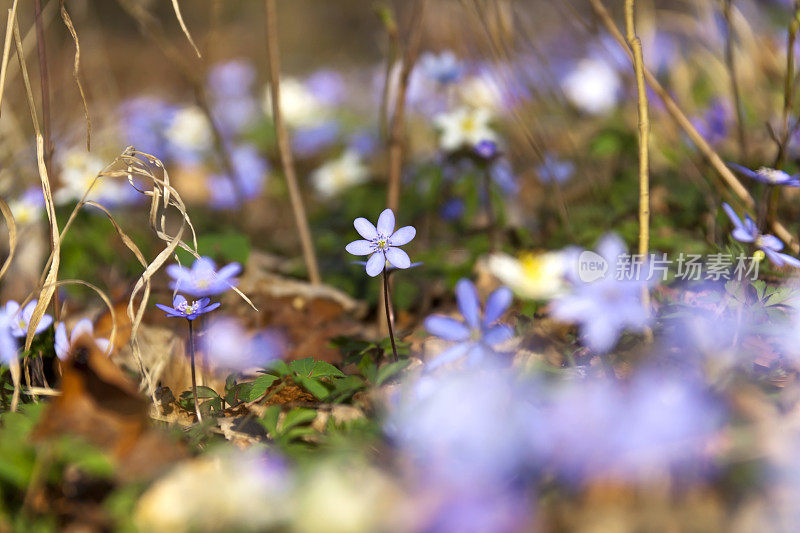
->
xmin=264 ymin=0 xmax=321 ymax=285
xmin=187 ymin=319 xmax=202 ymax=422
xmin=382 ymin=267 xmax=399 ymax=362
xmin=482 ymin=167 xmax=499 ymax=252
xmin=624 ymin=0 xmax=652 ymax=326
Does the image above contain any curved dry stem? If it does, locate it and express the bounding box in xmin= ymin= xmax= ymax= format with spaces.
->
xmin=0 ymin=194 xmax=17 ymax=282
xmin=59 ymin=1 xmax=91 ymax=151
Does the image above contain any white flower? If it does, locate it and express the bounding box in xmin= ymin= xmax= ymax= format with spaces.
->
xmin=458 ymin=75 xmax=503 ymax=110
xmin=561 ymin=58 xmax=621 ymax=115
xmin=433 ymin=107 xmax=496 ymax=152
xmin=263 ymin=78 xmax=325 ymax=128
xmin=54 ymin=149 xmax=107 ymax=204
xmin=487 ymin=251 xmax=570 ymax=300
xmin=9 ymin=188 xmax=43 ymax=225
xmin=164 ymin=106 xmax=213 ymax=154
xmin=310 ymin=150 xmax=369 ymax=198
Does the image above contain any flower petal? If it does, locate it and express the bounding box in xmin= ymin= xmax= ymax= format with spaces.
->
xmin=165 ymin=264 xmax=187 ymax=281
xmin=96 ymin=338 xmax=111 ymax=355
xmin=759 ymin=234 xmax=784 ymax=252
xmin=722 ymin=202 xmax=746 ymax=233
xmin=173 ymin=294 xmax=188 ymax=307
xmin=354 ymin=217 xmax=378 ymax=240
xmin=728 ymin=162 xmax=759 ymax=181
xmin=346 ymin=240 xmax=374 ymax=255
xmin=424 ymin=315 xmax=471 ymax=341
xmin=365 ymin=252 xmax=385 ymax=277
xmin=732 ymin=228 xmax=755 ymax=243
xmin=483 ymin=287 xmax=512 ymax=326
xmin=426 ymin=342 xmax=471 ymax=370
xmin=385 ymin=247 xmax=411 ymax=269
xmin=455 ymin=279 xmax=481 ymax=329
xmin=377 ymin=208 xmax=395 ymax=236
xmin=71 ymin=318 xmax=94 ymax=342
xmin=389 ymin=226 xmax=416 ymax=246
xmin=216 ymin=262 xmax=242 ymax=280
xmin=483 ymin=324 xmax=514 ymax=345
xmin=155 ymin=303 xmax=178 ymax=316
xmin=203 ymin=302 xmax=221 ymax=313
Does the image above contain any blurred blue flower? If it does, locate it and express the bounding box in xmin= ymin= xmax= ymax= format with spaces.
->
xmin=728 ymin=163 xmax=800 ymax=187
xmin=4 ymin=300 xmax=52 ymax=338
xmin=691 ymin=99 xmax=730 ymax=146
xmin=156 ymin=295 xmax=220 ymax=320
xmin=200 ymin=317 xmax=285 ymax=372
xmin=424 ymin=279 xmax=514 ymax=370
xmin=0 ymin=311 xmax=17 ymax=364
xmin=537 ymin=154 xmax=575 ymax=185
xmin=305 ymin=69 xmax=346 ymax=106
xmin=208 ymin=144 xmax=268 ymax=208
xmin=722 ymin=202 xmax=800 ymax=267
xmin=551 ymin=234 xmax=651 ymax=353
xmin=345 ymin=208 xmax=416 ymax=277
xmin=489 ymin=159 xmax=518 ymax=195
xmin=166 ymin=256 xmax=242 ymax=296
xmin=348 ymin=130 xmax=378 ymax=157
xmin=292 ymin=120 xmax=340 ymax=157
xmin=54 ymin=319 xmax=110 ymax=360
xmin=474 ymin=139 xmax=499 ymax=160
xmin=419 ymin=50 xmax=464 ymax=85
xmin=440 ymin=198 xmax=465 ymax=221
xmin=119 ymin=97 xmax=174 ymax=160
xmin=207 ymin=59 xmax=256 ymax=100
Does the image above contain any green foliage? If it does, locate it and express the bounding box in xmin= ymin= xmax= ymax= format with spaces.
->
xmin=174 ymin=230 xmax=251 ymax=265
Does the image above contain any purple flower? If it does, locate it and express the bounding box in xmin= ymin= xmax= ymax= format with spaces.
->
xmin=537 ymin=154 xmax=574 ymax=185
xmin=166 ymin=256 xmax=242 ymax=297
xmin=207 ymin=60 xmax=256 ymax=100
xmin=0 ymin=311 xmax=18 ymax=364
xmin=551 ymin=234 xmax=651 ymax=353
xmin=489 ymin=160 xmax=518 ymax=195
xmin=4 ymin=300 xmax=52 ymax=338
xmin=728 ymin=163 xmax=800 ymax=187
xmin=691 ymin=99 xmax=730 ymax=146
xmin=200 ymin=317 xmax=285 ymax=372
xmin=118 ymin=97 xmax=174 ymax=160
xmin=156 ymin=295 xmax=220 ymax=320
xmin=345 ymin=209 xmax=416 ymax=277
xmin=419 ymin=51 xmax=464 ymax=85
xmin=207 ymin=145 xmax=268 ymax=209
xmin=292 ymin=120 xmax=340 ymax=157
xmin=305 ymin=69 xmax=346 ymax=106
xmin=423 ymin=279 xmax=514 ymax=370
xmin=474 ymin=139 xmax=499 ymax=160
xmin=722 ymin=202 xmax=800 ymax=268
xmin=55 ymin=319 xmax=110 ymax=360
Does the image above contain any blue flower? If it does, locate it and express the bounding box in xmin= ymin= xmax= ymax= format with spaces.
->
xmin=728 ymin=163 xmax=800 ymax=187
xmin=118 ymin=97 xmax=174 ymax=160
xmin=4 ymin=300 xmax=52 ymax=338
xmin=54 ymin=319 xmax=111 ymax=360
xmin=207 ymin=59 xmax=256 ymax=100
xmin=551 ymin=234 xmax=651 ymax=353
xmin=200 ymin=317 xmax=285 ymax=372
xmin=166 ymin=256 xmax=242 ymax=297
xmin=474 ymin=139 xmax=500 ymax=160
xmin=345 ymin=209 xmax=416 ymax=277
xmin=423 ymin=279 xmax=514 ymax=369
xmin=721 ymin=202 xmax=800 ymax=267
xmin=0 ymin=311 xmax=18 ymax=364
xmin=419 ymin=50 xmax=464 ymax=85
xmin=155 ymin=295 xmax=220 ymax=320
xmin=691 ymin=99 xmax=730 ymax=146
xmin=537 ymin=154 xmax=575 ymax=185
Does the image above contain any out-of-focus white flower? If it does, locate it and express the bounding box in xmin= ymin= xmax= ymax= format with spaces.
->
xmin=487 ymin=251 xmax=570 ymax=300
xmin=561 ymin=58 xmax=621 ymax=115
xmin=9 ymin=188 xmax=43 ymax=225
xmin=55 ymin=149 xmax=134 ymax=205
xmin=434 ymin=107 xmax=496 ymax=152
xmin=135 ymin=449 xmax=292 ymax=532
xmin=264 ymin=78 xmax=325 ymax=128
xmin=165 ymin=106 xmax=213 ymax=156
xmin=458 ymin=75 xmax=503 ymax=110
xmin=291 ymin=460 xmax=408 ymax=533
xmin=310 ymin=150 xmax=369 ymax=198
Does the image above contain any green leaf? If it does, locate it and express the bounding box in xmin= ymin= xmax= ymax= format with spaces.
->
xmin=281 ymin=408 xmax=317 ymax=432
xmin=263 ymin=359 xmax=291 ymax=376
xmin=289 ymin=357 xmax=315 ymax=376
xmin=181 ymin=386 xmax=219 ymax=399
xmin=296 ymin=376 xmax=329 ymax=400
xmin=309 ymin=361 xmax=345 ymax=378
xmin=259 ymin=405 xmax=281 ymax=435
xmin=249 ymin=375 xmax=279 ymax=402
xmin=376 ymin=360 xmax=411 ymax=385
xmin=174 ymin=231 xmax=251 ymax=265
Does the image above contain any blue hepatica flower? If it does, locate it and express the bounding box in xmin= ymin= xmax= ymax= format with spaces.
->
xmin=474 ymin=139 xmax=500 ymax=160
xmin=55 ymin=319 xmax=111 ymax=360
xmin=0 ymin=311 xmax=17 ymax=364
xmin=551 ymin=234 xmax=651 ymax=353
xmin=721 ymin=202 xmax=800 ymax=268
xmin=166 ymin=256 xmax=242 ymax=297
xmin=537 ymin=154 xmax=575 ymax=185
xmin=728 ymin=163 xmax=800 ymax=187
xmin=4 ymin=300 xmax=52 ymax=338
xmin=691 ymin=99 xmax=730 ymax=146
xmin=156 ymin=295 xmax=220 ymax=320
xmin=345 ymin=208 xmax=416 ymax=277
xmin=424 ymin=279 xmax=514 ymax=369
xmin=419 ymin=50 xmax=464 ymax=85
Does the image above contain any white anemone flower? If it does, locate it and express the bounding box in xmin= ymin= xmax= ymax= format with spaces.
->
xmin=561 ymin=58 xmax=621 ymax=115
xmin=433 ymin=107 xmax=496 ymax=152
xmin=310 ymin=150 xmax=369 ymax=198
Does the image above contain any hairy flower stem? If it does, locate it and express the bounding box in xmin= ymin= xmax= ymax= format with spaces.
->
xmin=382 ymin=267 xmax=399 ymax=362
xmin=187 ymin=319 xmax=202 ymax=422
xmin=722 ymin=0 xmax=748 ymax=159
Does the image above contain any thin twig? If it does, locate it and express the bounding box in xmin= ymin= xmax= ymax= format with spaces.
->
xmin=382 ymin=267 xmax=398 ymax=362
xmin=264 ymin=0 xmax=321 ymax=285
xmin=722 ymin=0 xmax=747 ymax=158
xmin=624 ymin=0 xmax=651 ymax=318
xmin=188 ymin=319 xmax=202 ymax=422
